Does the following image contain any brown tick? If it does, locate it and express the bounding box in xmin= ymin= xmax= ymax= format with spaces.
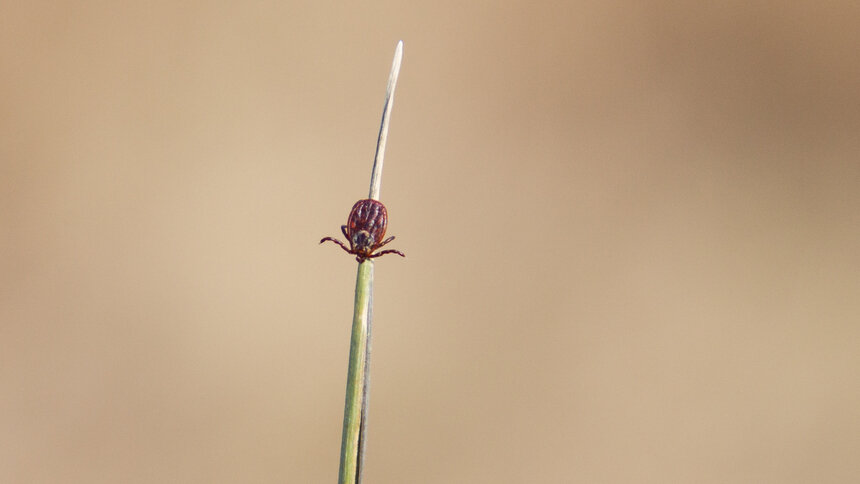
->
xmin=320 ymin=199 xmax=406 ymax=263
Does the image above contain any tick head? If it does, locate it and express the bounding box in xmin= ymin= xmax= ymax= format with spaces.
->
xmin=351 ymin=230 xmax=374 ymax=253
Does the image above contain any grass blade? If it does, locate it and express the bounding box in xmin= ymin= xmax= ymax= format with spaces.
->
xmin=337 ymin=40 xmax=403 ymax=484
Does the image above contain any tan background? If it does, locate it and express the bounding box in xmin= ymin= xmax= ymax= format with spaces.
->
xmin=2 ymin=2 xmax=858 ymax=483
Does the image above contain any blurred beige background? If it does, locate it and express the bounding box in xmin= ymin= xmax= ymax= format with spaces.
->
xmin=2 ymin=2 xmax=858 ymax=483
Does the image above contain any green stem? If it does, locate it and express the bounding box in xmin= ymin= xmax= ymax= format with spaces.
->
xmin=337 ymin=40 xmax=403 ymax=484
xmin=338 ymin=260 xmax=373 ymax=484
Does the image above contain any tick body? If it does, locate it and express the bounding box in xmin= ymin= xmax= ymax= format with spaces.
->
xmin=320 ymin=199 xmax=406 ymax=263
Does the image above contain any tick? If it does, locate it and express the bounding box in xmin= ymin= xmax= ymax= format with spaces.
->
xmin=320 ymin=199 xmax=406 ymax=263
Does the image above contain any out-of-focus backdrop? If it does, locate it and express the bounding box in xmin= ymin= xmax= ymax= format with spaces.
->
xmin=2 ymin=2 xmax=858 ymax=483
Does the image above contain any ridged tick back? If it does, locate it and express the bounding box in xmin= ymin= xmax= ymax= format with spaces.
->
xmin=320 ymin=199 xmax=406 ymax=263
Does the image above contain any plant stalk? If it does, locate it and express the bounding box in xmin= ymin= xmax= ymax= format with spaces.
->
xmin=337 ymin=260 xmax=373 ymax=484
xmin=337 ymin=40 xmax=403 ymax=484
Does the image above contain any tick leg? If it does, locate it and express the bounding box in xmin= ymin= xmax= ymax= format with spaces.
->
xmin=368 ymin=249 xmax=405 ymax=259
xmin=376 ymin=236 xmax=395 ymax=249
xmin=341 ymin=225 xmax=349 ymax=239
xmin=320 ymin=237 xmax=352 ymax=254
